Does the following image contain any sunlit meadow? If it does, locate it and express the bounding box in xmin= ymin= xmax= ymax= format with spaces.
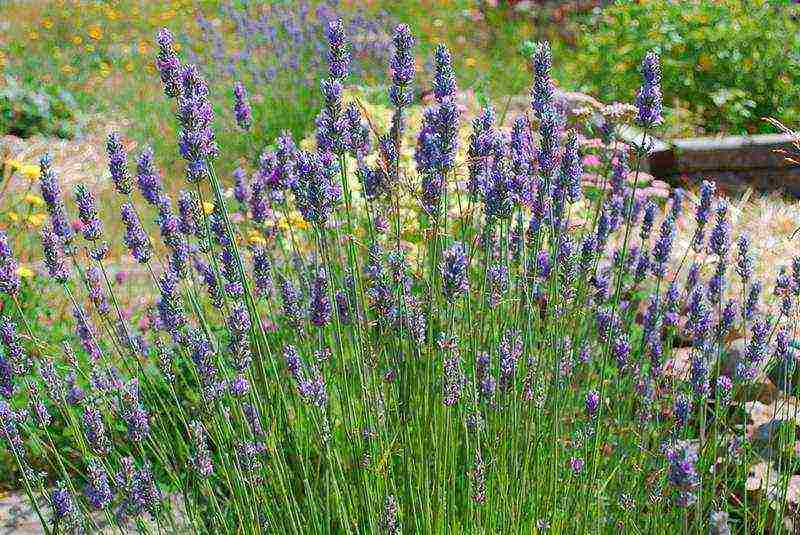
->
xmin=2 ymin=7 xmax=800 ymax=535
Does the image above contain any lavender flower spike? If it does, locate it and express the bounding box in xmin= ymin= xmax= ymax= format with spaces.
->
xmin=156 ymin=28 xmax=182 ymax=98
xmin=531 ymin=41 xmax=554 ymax=118
xmin=0 ymin=231 xmax=20 ymax=297
xmin=136 ymin=147 xmax=164 ymax=206
xmin=433 ymin=44 xmax=457 ymax=102
xmin=635 ymin=50 xmax=663 ymax=128
xmin=74 ymin=184 xmax=103 ymax=242
xmin=38 ymin=154 xmax=73 ymax=243
xmin=326 ymin=18 xmax=350 ymax=81
xmin=121 ymin=203 xmax=152 ymax=264
xmin=177 ymin=64 xmax=218 ymax=183
xmin=41 ymin=226 xmax=70 ymax=283
xmin=107 ymin=132 xmax=132 ymax=195
xmin=389 ymin=24 xmax=415 ymax=108
xmin=233 ymin=82 xmax=253 ymax=131
xmin=440 ymin=242 xmax=469 ymax=300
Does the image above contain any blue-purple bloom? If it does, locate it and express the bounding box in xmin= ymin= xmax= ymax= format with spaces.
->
xmin=310 ymin=268 xmax=332 ymax=328
xmin=107 ymin=132 xmax=132 ymax=195
xmin=156 ymin=28 xmax=182 ymax=98
xmin=74 ymin=184 xmax=103 ymax=243
xmin=291 ymin=151 xmax=341 ymax=226
xmin=441 ymin=242 xmax=469 ymax=300
xmin=136 ymin=147 xmax=164 ymax=206
xmin=0 ymin=231 xmax=20 ymax=296
xmin=233 ymin=81 xmax=253 ymax=131
xmin=635 ymin=50 xmax=663 ymax=128
xmin=189 ymin=420 xmax=214 ymax=478
xmin=38 ymin=154 xmax=73 ymax=243
xmin=121 ymin=204 xmax=151 ymax=264
xmin=177 ymin=65 xmax=218 ymax=183
xmin=326 ymin=18 xmax=350 ymax=81
xmin=665 ymin=440 xmax=700 ymax=507
xmin=531 ymin=41 xmax=554 ymax=118
xmin=284 ymin=344 xmax=327 ymax=408
xmin=433 ymin=44 xmax=457 ymax=102
xmin=83 ymin=405 xmax=110 ymax=454
xmin=50 ymin=483 xmax=81 ymax=531
xmin=233 ymin=167 xmax=250 ymax=205
xmin=85 ymin=460 xmax=113 ymax=510
xmin=388 ymin=24 xmax=415 ymax=108
xmin=41 ymin=225 xmax=69 ymax=283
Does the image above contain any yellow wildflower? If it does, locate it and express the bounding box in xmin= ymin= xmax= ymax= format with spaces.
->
xmin=138 ymin=41 xmax=149 ymax=55
xmin=124 ymin=62 xmax=134 ymax=73
xmin=16 ymin=266 xmax=34 ymax=279
xmin=61 ymin=64 xmax=75 ymax=76
xmin=6 ymin=212 xmax=19 ymax=223
xmin=5 ymin=158 xmax=21 ymax=170
xmin=465 ymin=57 xmax=477 ymax=68
xmin=72 ymin=35 xmax=83 ymax=45
xmin=202 ymin=202 xmax=215 ymax=215
xmin=247 ymin=231 xmax=266 ymax=246
xmin=88 ymin=25 xmax=103 ymax=40
xmin=42 ymin=19 xmax=54 ymax=29
xmin=27 ymin=213 xmax=47 ymax=227
xmin=20 ymin=165 xmax=40 ymax=179
xmin=23 ymin=194 xmax=45 ymax=207
xmin=28 ymin=31 xmax=40 ymax=41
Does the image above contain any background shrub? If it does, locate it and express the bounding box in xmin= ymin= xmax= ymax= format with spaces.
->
xmin=0 ymin=75 xmax=79 ymax=139
xmin=560 ymin=0 xmax=800 ymax=137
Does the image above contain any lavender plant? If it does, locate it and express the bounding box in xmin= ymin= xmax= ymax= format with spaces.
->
xmin=1 ymin=24 xmax=799 ymax=535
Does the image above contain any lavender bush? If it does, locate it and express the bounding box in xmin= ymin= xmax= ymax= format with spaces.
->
xmin=1 ymin=19 xmax=799 ymax=534
xmin=185 ymin=0 xmax=396 ymax=145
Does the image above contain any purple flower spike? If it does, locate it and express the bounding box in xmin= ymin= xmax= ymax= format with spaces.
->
xmin=189 ymin=420 xmax=214 ymax=479
xmin=635 ymin=50 xmax=663 ymax=128
xmin=121 ymin=204 xmax=151 ymax=264
xmin=233 ymin=167 xmax=250 ymax=204
xmin=585 ymin=389 xmax=600 ymax=417
xmin=440 ymin=242 xmax=469 ymax=300
xmin=85 ymin=460 xmax=113 ymax=510
xmin=433 ymin=44 xmax=457 ymax=102
xmin=665 ymin=440 xmax=700 ymax=507
xmin=40 ymin=226 xmax=70 ymax=283
xmin=291 ymin=151 xmax=341 ymax=226
xmin=389 ymin=24 xmax=415 ymax=108
xmin=251 ymin=246 xmax=273 ymax=297
xmin=233 ymin=81 xmax=253 ymax=131
xmin=38 ymin=154 xmax=73 ymax=244
xmin=50 ymin=482 xmax=81 ymax=532
xmin=107 ymin=132 xmax=132 ymax=195
xmin=156 ymin=28 xmax=182 ymax=98
xmin=177 ymin=65 xmax=218 ymax=183
xmin=0 ymin=231 xmax=21 ymax=297
xmin=326 ymin=18 xmax=350 ymax=81
xmin=136 ymin=147 xmax=164 ymax=206
xmin=310 ymin=268 xmax=332 ymax=328
xmin=531 ymin=41 xmax=554 ymax=118
xmin=74 ymin=184 xmax=103 ymax=242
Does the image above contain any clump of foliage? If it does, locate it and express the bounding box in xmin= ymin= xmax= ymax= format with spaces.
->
xmin=0 ymin=76 xmax=78 ymax=139
xmin=181 ymin=0 xmax=397 ymax=161
xmin=562 ymin=0 xmax=800 ymax=137
xmin=1 ymin=19 xmax=800 ymax=535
